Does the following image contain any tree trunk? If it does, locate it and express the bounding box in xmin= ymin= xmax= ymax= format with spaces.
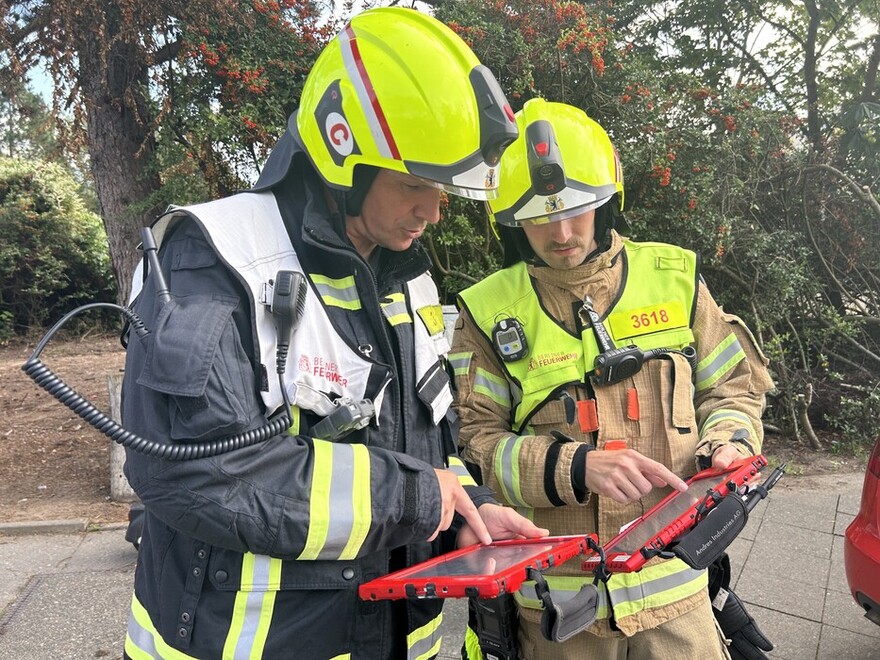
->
xmin=803 ymin=0 xmax=823 ymax=154
xmin=76 ymin=9 xmax=163 ymax=305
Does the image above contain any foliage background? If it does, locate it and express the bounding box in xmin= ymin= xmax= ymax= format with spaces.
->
xmin=0 ymin=157 xmax=115 ymax=341
xmin=1 ymin=0 xmax=878 ymax=451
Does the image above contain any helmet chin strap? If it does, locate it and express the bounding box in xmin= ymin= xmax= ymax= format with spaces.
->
xmin=342 ymin=165 xmax=381 ymax=217
xmin=328 ymin=165 xmax=380 ymax=248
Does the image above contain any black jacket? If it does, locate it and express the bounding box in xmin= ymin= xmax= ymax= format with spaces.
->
xmin=122 ymin=137 xmax=491 ymax=659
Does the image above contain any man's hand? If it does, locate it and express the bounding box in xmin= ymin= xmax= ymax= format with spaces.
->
xmin=429 ymin=469 xmax=493 ymax=545
xmin=456 ymin=503 xmax=550 ymax=548
xmin=585 ymin=449 xmax=688 ymax=503
xmin=711 ymin=443 xmax=746 ymax=470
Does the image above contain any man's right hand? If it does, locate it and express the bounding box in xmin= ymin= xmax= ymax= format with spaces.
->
xmin=428 ymin=468 xmax=492 ymax=545
xmin=584 ymin=448 xmax=688 ymax=503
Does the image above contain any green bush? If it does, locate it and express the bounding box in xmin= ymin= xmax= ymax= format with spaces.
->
xmin=828 ymin=382 xmax=880 ymax=450
xmin=0 ymin=157 xmax=116 ymax=336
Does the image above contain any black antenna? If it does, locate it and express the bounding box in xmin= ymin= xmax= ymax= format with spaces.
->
xmin=141 ymin=227 xmax=172 ymax=306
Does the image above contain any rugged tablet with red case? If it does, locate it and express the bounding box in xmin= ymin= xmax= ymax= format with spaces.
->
xmin=582 ymin=454 xmax=767 ymax=574
xmin=359 ymin=535 xmax=596 ymax=601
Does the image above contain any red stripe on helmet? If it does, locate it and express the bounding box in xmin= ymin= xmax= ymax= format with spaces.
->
xmin=345 ymin=25 xmax=401 ymax=160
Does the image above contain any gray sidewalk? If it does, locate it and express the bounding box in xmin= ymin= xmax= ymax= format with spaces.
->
xmin=0 ymin=472 xmax=877 ymax=659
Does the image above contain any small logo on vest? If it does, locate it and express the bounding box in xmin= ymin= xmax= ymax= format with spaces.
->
xmin=301 ymin=354 xmax=349 ymax=388
xmin=527 ymin=351 xmax=578 ymax=371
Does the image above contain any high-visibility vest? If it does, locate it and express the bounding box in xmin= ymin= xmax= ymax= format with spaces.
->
xmin=458 ymin=240 xmax=706 ymax=636
xmin=458 ymin=240 xmax=697 ymax=432
xmin=144 ymin=192 xmax=453 ymax=426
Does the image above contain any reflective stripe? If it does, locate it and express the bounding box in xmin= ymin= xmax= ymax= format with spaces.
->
xmin=341 ymin=443 xmax=373 ymax=559
xmin=700 ymin=410 xmax=757 ymax=442
xmin=329 ymin=655 xmax=352 ymax=660
xmin=516 ymin=562 xmax=706 ymax=623
xmin=463 ymin=624 xmax=483 ymax=660
xmin=494 ymin=434 xmax=528 ymax=507
xmin=299 ymin=441 xmax=372 ymax=560
xmin=516 ymin=576 xmax=612 ymax=620
xmin=381 ymin=293 xmax=412 ymax=326
xmin=287 ymin=405 xmax=301 ymax=436
xmin=447 ymin=351 xmax=472 ymax=377
xmin=312 ymin=273 xmax=362 ymax=310
xmin=447 ymin=455 xmax=477 ymax=487
xmin=474 ymin=368 xmax=511 ymax=407
xmin=407 ymin=612 xmax=443 ymax=660
xmin=125 ymin=593 xmax=200 ymax=660
xmin=339 ymin=24 xmax=400 ymax=160
xmin=695 ymin=333 xmax=744 ymax=392
xmin=222 ymin=554 xmax=281 ymax=659
xmin=607 ymin=560 xmax=707 ymax=619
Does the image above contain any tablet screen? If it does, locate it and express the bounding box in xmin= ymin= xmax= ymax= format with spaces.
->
xmin=603 ymin=472 xmax=738 ymax=555
xmin=401 ymin=540 xmax=565 ymax=579
xmin=359 ymin=535 xmax=592 ymax=600
xmin=580 ymin=455 xmax=766 ymax=574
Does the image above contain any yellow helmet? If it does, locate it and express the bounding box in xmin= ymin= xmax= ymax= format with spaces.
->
xmin=489 ymin=99 xmax=624 ymax=227
xmin=294 ymin=8 xmax=517 ymax=201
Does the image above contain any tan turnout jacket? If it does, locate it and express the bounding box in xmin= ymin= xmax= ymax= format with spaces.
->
xmin=452 ymin=231 xmax=774 ymax=636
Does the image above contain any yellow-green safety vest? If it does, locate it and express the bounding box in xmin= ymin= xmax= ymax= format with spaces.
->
xmin=458 ymin=240 xmax=698 ymax=432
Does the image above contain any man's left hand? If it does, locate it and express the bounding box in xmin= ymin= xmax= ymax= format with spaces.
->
xmin=711 ymin=444 xmax=746 ymax=470
xmin=457 ymin=503 xmax=549 ymax=548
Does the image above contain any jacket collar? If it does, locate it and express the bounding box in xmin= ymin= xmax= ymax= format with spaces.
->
xmin=528 ymin=230 xmax=625 ymax=290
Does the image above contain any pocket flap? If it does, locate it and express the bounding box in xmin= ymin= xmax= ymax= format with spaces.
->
xmin=137 ymin=293 xmax=239 ymax=397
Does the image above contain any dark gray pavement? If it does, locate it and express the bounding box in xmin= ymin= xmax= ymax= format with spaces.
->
xmin=0 ymin=471 xmax=877 ymax=659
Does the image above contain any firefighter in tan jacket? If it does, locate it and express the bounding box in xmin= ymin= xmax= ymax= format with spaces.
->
xmin=451 ymin=99 xmax=774 ymax=659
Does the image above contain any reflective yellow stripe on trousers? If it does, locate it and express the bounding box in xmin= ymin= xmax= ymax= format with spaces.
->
xmin=605 ymin=559 xmax=706 ymax=619
xmin=407 ymin=613 xmax=443 ymax=660
xmin=516 ymin=559 xmax=706 ymax=622
xmin=125 ymin=594 xmax=200 ymax=660
xmin=516 ymin=576 xmax=612 ymax=621
xmin=222 ymin=553 xmax=282 ymax=659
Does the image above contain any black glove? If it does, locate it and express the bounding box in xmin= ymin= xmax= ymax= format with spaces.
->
xmin=709 ymin=553 xmax=774 ymax=660
xmin=713 ymin=586 xmax=774 ymax=660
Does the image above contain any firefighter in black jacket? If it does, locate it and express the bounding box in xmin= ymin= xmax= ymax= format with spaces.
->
xmin=121 ymin=9 xmax=546 ymax=659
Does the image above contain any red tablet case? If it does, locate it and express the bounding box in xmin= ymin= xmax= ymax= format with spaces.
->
xmin=359 ymin=535 xmax=596 ymax=601
xmin=582 ymin=454 xmax=768 ymax=573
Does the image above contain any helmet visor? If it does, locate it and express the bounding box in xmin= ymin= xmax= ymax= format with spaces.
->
xmin=493 ymin=184 xmax=617 ymax=227
xmin=408 ymin=153 xmax=501 ymax=201
xmin=512 ymin=197 xmax=612 ymax=226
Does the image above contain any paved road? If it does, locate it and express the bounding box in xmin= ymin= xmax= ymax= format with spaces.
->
xmin=0 ymin=471 xmax=877 ymax=659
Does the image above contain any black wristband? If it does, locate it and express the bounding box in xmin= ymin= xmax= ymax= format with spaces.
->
xmin=570 ymin=444 xmax=594 ymax=503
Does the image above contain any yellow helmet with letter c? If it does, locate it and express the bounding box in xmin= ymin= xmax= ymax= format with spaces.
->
xmin=293 ymin=7 xmax=518 ymax=201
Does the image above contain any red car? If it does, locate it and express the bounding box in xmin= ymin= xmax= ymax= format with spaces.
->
xmin=844 ymin=434 xmax=880 ymax=626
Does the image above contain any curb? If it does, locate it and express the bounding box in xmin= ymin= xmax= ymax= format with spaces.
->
xmin=0 ymin=519 xmax=89 ymax=536
xmin=0 ymin=520 xmax=129 ymax=537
